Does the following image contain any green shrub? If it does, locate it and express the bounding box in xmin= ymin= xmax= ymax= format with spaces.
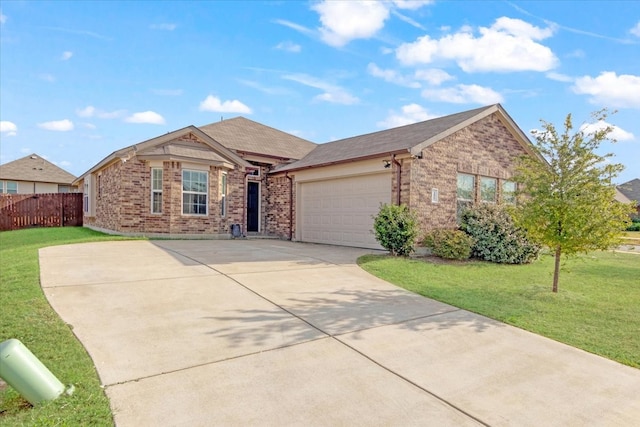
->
xmin=373 ymin=204 xmax=418 ymax=256
xmin=460 ymin=203 xmax=540 ymax=264
xmin=626 ymin=215 xmax=640 ymax=231
xmin=423 ymin=229 xmax=474 ymax=260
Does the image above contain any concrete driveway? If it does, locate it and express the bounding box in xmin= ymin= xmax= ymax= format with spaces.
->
xmin=40 ymin=240 xmax=640 ymax=426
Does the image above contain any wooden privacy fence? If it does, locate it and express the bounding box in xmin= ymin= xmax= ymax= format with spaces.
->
xmin=0 ymin=193 xmax=83 ymax=231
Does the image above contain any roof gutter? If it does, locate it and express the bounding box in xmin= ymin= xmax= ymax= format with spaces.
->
xmin=272 ymin=150 xmax=410 ymax=175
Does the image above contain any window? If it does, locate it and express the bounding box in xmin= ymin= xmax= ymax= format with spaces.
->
xmin=151 ymin=168 xmax=163 ymax=214
xmin=457 ymin=174 xmax=475 ymax=220
xmin=480 ymin=177 xmax=497 ymax=203
xmin=83 ymin=175 xmax=92 ymax=214
xmin=502 ymin=181 xmax=517 ymax=205
xmin=0 ymin=181 xmax=18 ymax=194
xmin=182 ymin=170 xmax=208 ymax=215
xmin=431 ymin=188 xmax=439 ymax=203
xmin=457 ymin=174 xmax=475 ymax=201
xmin=221 ymin=172 xmax=227 ymax=217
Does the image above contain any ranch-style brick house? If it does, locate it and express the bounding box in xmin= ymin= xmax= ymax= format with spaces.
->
xmin=75 ymin=104 xmax=537 ymax=249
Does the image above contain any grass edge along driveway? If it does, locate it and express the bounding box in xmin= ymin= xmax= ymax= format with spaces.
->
xmin=358 ymin=251 xmax=639 ymax=369
xmin=0 ymin=227 xmax=137 ymax=427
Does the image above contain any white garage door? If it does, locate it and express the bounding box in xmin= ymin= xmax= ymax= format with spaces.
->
xmin=299 ymin=173 xmax=391 ymax=249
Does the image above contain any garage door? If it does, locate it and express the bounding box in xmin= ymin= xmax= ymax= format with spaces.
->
xmin=299 ymin=173 xmax=391 ymax=249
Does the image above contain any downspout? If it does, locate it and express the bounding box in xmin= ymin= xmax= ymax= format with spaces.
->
xmin=285 ymin=172 xmax=293 ymax=241
xmin=392 ymin=154 xmax=402 ymax=205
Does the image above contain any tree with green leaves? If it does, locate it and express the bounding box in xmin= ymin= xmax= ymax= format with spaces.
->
xmin=514 ymin=110 xmax=634 ymax=292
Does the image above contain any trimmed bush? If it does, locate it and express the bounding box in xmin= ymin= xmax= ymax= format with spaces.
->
xmin=423 ymin=229 xmax=474 ymax=260
xmin=460 ymin=204 xmax=540 ymax=264
xmin=626 ymin=216 xmax=640 ymax=232
xmin=373 ymin=204 xmax=418 ymax=256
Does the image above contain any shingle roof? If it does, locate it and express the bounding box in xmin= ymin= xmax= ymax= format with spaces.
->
xmin=617 ymin=178 xmax=640 ymax=205
xmin=275 ymin=105 xmax=499 ymax=172
xmin=138 ymin=141 xmax=229 ymax=163
xmin=0 ymin=153 xmax=76 ymax=184
xmin=199 ymin=117 xmax=316 ymax=160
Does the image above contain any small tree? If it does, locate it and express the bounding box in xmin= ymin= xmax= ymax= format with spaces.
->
xmin=514 ymin=110 xmax=634 ymax=292
xmin=373 ymin=204 xmax=417 ymax=256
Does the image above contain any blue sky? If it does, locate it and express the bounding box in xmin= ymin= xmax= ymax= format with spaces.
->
xmin=1 ymin=1 xmax=639 ymax=184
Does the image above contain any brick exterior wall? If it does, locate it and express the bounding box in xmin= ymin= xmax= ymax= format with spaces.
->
xmin=86 ymin=157 xmax=245 ymax=236
xmin=403 ymin=113 xmax=529 ymax=232
xmin=264 ymin=174 xmax=295 ymax=239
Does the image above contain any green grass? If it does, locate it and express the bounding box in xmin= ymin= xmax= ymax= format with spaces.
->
xmin=0 ymin=227 xmax=138 ymax=426
xmin=358 ymin=251 xmax=640 ymax=368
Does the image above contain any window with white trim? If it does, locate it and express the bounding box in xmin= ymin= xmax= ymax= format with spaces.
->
xmin=480 ymin=177 xmax=497 ymax=203
xmin=431 ymin=188 xmax=439 ymax=203
xmin=151 ymin=168 xmax=163 ymax=214
xmin=502 ymin=180 xmax=517 ymax=205
xmin=83 ymin=175 xmax=92 ymax=214
xmin=221 ymin=172 xmax=227 ymax=217
xmin=0 ymin=181 xmax=18 ymax=194
xmin=182 ymin=169 xmax=208 ymax=215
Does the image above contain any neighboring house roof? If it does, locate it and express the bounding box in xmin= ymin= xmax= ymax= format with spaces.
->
xmin=275 ymin=104 xmax=536 ymax=173
xmin=617 ymin=178 xmax=640 ymax=205
xmin=199 ymin=117 xmax=316 ymax=160
xmin=0 ymin=153 xmax=76 ymax=184
xmin=74 ymin=126 xmax=253 ymax=184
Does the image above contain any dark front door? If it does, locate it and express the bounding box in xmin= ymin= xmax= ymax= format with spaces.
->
xmin=247 ymin=182 xmax=259 ymax=232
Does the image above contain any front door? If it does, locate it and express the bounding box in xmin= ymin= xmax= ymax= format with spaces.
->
xmin=247 ymin=182 xmax=259 ymax=232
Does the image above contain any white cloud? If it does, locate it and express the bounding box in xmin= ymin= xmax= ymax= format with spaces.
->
xmin=275 ymin=41 xmax=301 ymax=53
xmin=546 ymin=72 xmax=573 ymax=82
xmin=39 ymin=74 xmax=55 ymax=82
xmin=312 ymin=0 xmax=390 ymax=47
xmin=38 ymin=119 xmax=74 ymax=131
xmin=125 ymin=111 xmax=166 ymax=125
xmin=422 ymin=84 xmax=504 ymax=104
xmin=629 ymin=21 xmax=640 ymax=37
xmin=396 ymin=17 xmax=557 ymax=72
xmin=150 ymin=23 xmax=176 ymax=31
xmin=414 ymin=68 xmax=454 ymax=85
xmin=0 ymin=10 xmax=6 ymax=25
xmin=392 ymin=0 xmax=433 ymax=10
xmin=580 ymin=121 xmax=635 ymax=142
xmin=0 ymin=121 xmax=17 ymax=136
xmin=274 ymin=19 xmax=314 ymax=36
xmin=367 ymin=63 xmax=420 ymax=88
xmin=377 ymin=103 xmax=439 ymax=128
xmin=283 ymin=74 xmax=359 ymax=105
xmin=61 ymin=51 xmax=73 ymax=60
xmin=58 ymin=160 xmax=72 ymax=168
xmin=82 ymin=123 xmax=97 ymax=130
xmin=572 ymin=72 xmax=640 ymax=108
xmin=392 ymin=10 xmax=425 ymax=30
xmin=76 ymin=106 xmax=96 ymax=117
xmin=199 ymin=95 xmax=252 ymax=114
xmin=76 ymin=105 xmax=126 ymax=119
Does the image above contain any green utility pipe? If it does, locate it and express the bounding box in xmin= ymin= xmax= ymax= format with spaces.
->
xmin=0 ymin=339 xmax=67 ymax=405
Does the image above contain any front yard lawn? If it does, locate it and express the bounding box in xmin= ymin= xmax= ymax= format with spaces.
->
xmin=358 ymin=251 xmax=640 ymax=368
xmin=1 ymin=227 xmax=137 ymax=426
